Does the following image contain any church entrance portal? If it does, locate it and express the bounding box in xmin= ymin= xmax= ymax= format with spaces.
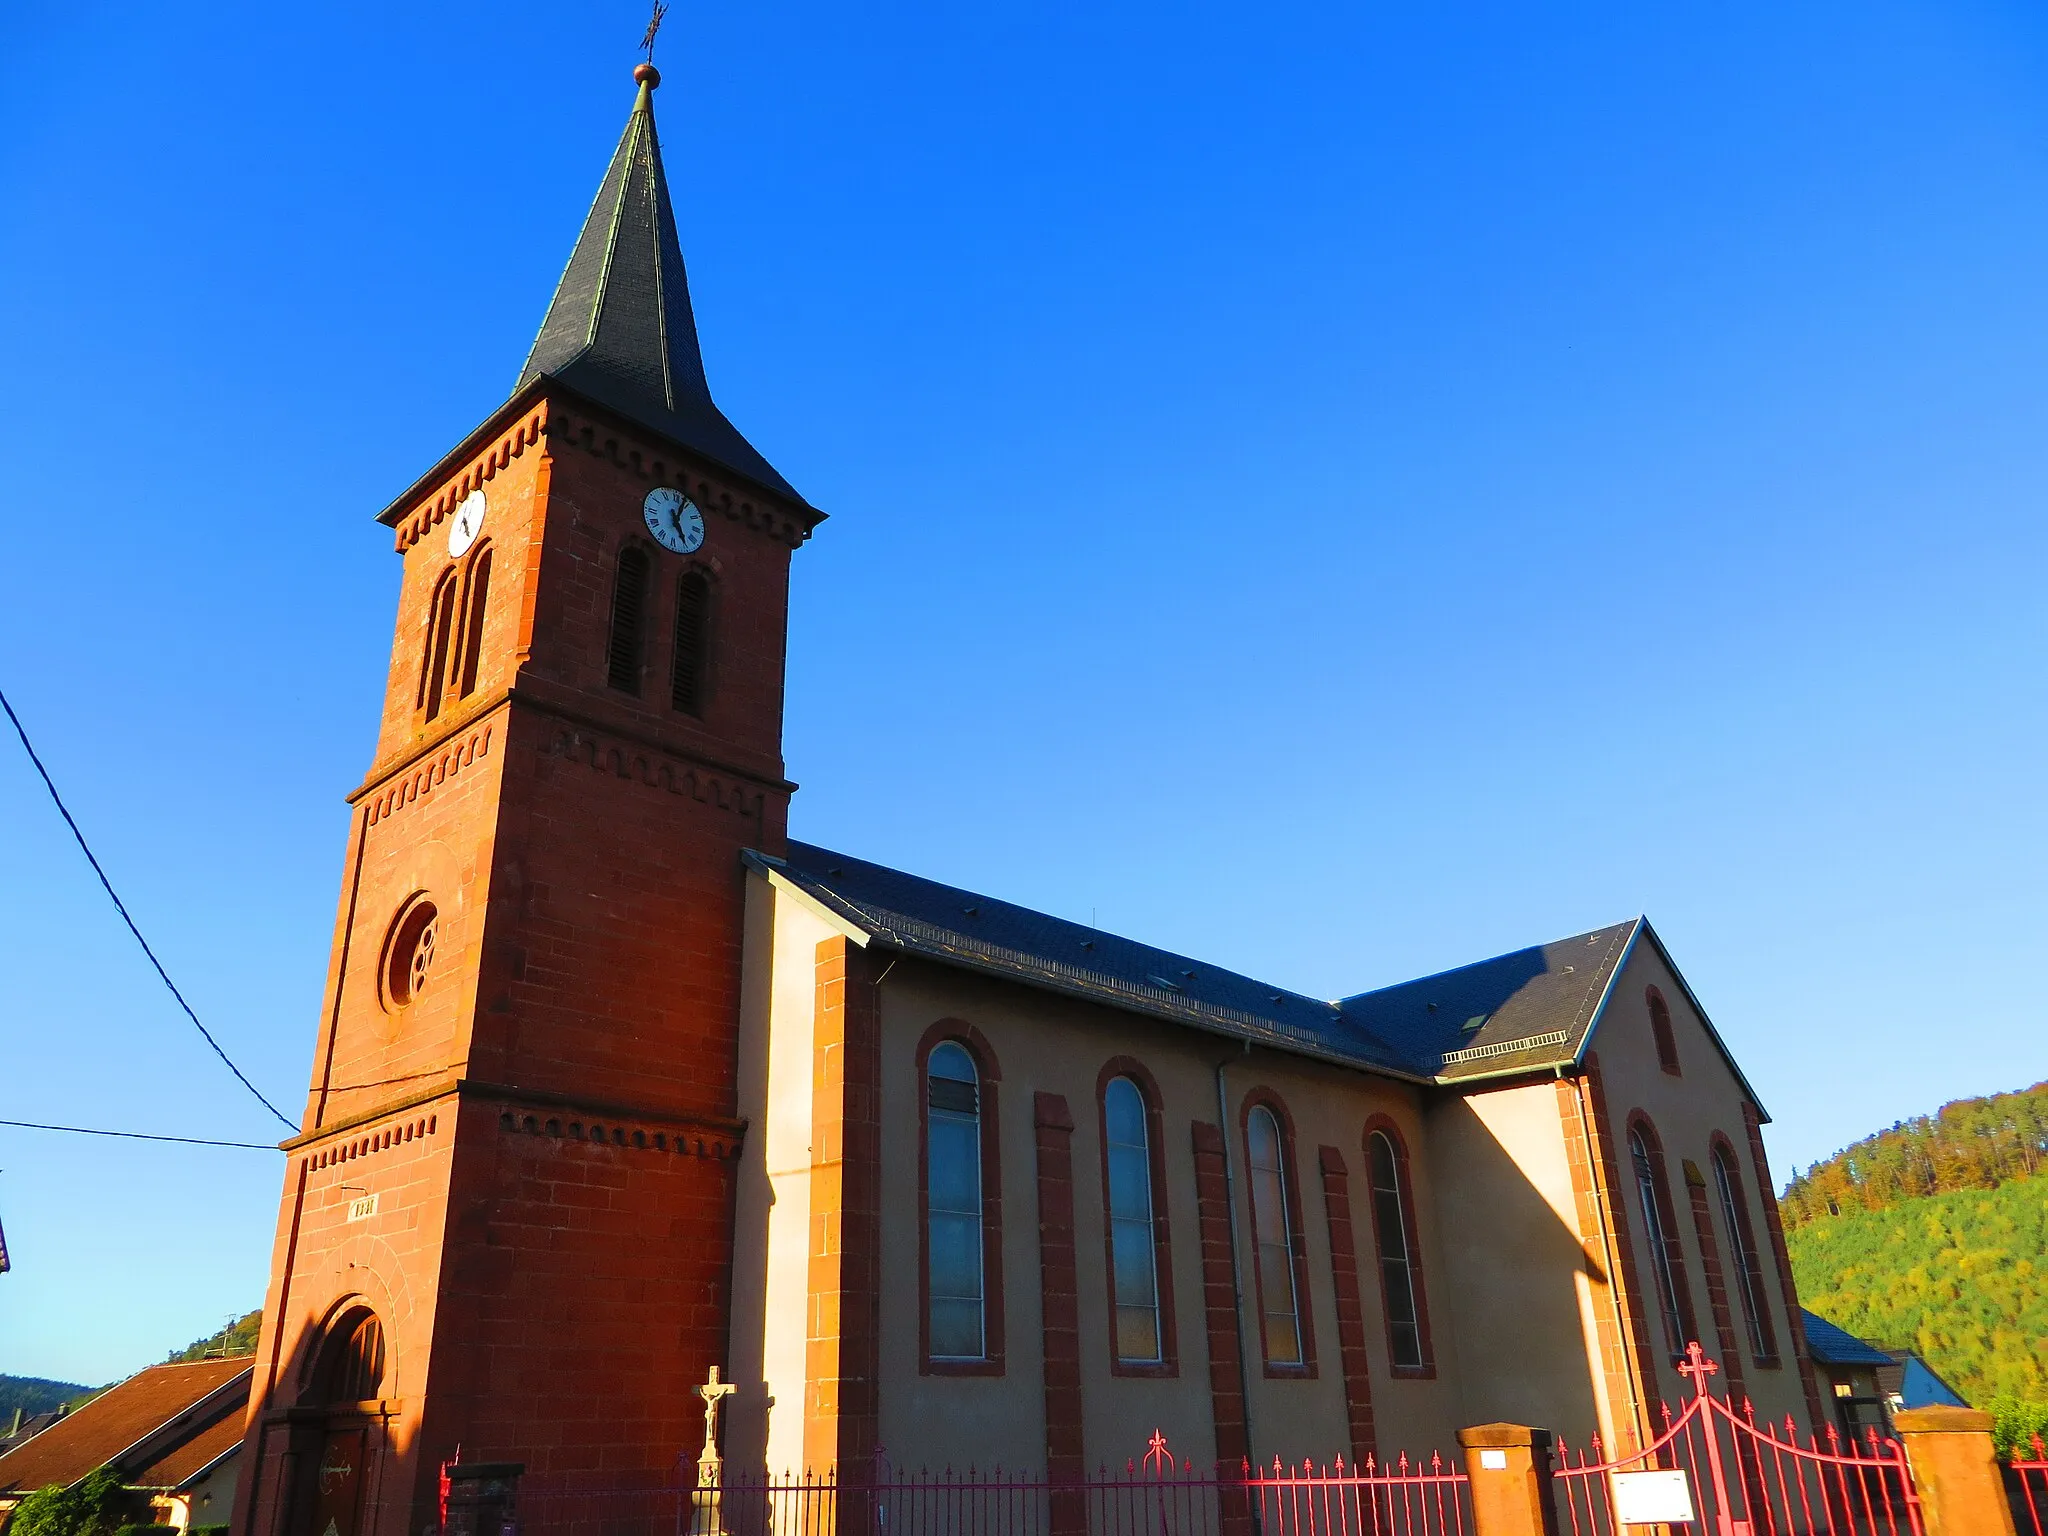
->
xmin=287 ymin=1312 xmax=387 ymax=1536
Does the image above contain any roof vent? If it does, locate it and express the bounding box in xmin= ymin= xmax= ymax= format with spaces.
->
xmin=1426 ymin=1001 xmax=1438 ymax=1012
xmin=962 ymin=905 xmax=981 ymax=917
xmin=1080 ymin=940 xmax=1096 ymax=951
xmin=1181 ymin=969 xmax=1196 ymax=979
xmin=1146 ymin=974 xmax=1185 ymax=992
xmin=827 ymin=867 xmax=842 ymax=877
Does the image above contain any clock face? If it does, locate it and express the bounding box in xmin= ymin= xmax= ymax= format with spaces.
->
xmin=448 ymin=488 xmax=487 ymax=557
xmin=643 ymin=486 xmax=705 ymax=554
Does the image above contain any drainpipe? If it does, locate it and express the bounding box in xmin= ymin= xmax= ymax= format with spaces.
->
xmin=1215 ymin=1043 xmax=1258 ymax=1470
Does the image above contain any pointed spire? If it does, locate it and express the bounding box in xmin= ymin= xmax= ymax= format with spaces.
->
xmin=519 ymin=64 xmax=805 ymax=507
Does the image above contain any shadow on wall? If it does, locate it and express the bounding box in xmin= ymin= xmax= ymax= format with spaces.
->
xmin=1423 ymin=1089 xmax=1606 ymax=1447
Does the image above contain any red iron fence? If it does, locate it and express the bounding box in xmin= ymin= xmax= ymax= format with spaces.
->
xmin=1549 ymin=1343 xmax=1921 ymax=1536
xmin=520 ymin=1431 xmax=1468 ymax=1536
xmin=2012 ymin=1434 xmax=2048 ymax=1536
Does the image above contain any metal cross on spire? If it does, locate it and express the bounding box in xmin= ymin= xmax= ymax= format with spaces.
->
xmin=641 ymin=1 xmax=670 ymax=63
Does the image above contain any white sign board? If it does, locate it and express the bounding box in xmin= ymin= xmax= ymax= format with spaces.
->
xmin=1612 ymin=1469 xmax=1695 ymax=1525
xmin=347 ymin=1192 xmax=379 ymax=1222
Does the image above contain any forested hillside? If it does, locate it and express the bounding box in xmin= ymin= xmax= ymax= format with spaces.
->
xmin=1781 ymin=1080 xmax=2048 ymax=1225
xmin=167 ymin=1310 xmax=262 ymax=1362
xmin=0 ymin=1376 xmax=93 ymax=1420
xmin=1786 ymin=1175 xmax=2048 ymax=1406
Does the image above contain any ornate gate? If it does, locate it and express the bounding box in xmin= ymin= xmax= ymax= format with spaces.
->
xmin=1549 ymin=1344 xmax=1921 ymax=1536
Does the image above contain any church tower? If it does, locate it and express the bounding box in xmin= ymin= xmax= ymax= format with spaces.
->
xmin=232 ymin=63 xmax=820 ymax=1536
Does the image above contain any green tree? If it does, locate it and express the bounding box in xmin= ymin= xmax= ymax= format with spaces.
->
xmin=11 ymin=1467 xmax=127 ymax=1536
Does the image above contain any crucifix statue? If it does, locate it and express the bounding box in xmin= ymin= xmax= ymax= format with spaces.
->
xmin=690 ymin=1367 xmax=737 ymax=1536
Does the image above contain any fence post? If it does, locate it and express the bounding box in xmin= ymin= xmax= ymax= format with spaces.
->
xmin=1893 ymin=1406 xmax=2017 ymax=1536
xmin=1457 ymin=1425 xmax=1558 ymax=1536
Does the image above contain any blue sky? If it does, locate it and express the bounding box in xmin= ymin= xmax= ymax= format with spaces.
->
xmin=3 ymin=0 xmax=2046 ymax=1386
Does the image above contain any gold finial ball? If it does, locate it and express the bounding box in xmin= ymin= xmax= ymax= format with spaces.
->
xmin=635 ymin=62 xmax=661 ymax=87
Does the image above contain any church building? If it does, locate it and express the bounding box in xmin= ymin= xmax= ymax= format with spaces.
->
xmin=230 ymin=63 xmax=1830 ymax=1536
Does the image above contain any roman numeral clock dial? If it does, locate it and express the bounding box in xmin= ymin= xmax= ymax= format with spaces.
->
xmin=643 ymin=486 xmax=705 ymax=554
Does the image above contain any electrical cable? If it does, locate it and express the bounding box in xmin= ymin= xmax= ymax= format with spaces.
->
xmin=0 ymin=1118 xmax=278 ymax=1150
xmin=1 ymin=686 xmax=297 ymax=1132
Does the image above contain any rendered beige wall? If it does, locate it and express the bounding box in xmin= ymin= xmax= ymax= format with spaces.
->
xmin=728 ymin=872 xmax=843 ymax=1474
xmin=867 ymin=960 xmax=1464 ymax=1473
xmin=1427 ymin=1081 xmax=1607 ymax=1446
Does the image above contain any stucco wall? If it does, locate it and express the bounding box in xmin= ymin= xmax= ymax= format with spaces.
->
xmin=864 ymin=960 xmax=1466 ymax=1473
xmin=1427 ymin=1081 xmax=1605 ymax=1444
xmin=728 ymin=873 xmax=839 ymax=1475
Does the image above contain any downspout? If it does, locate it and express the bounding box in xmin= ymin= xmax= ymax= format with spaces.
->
xmin=1215 ymin=1044 xmax=1258 ymax=1470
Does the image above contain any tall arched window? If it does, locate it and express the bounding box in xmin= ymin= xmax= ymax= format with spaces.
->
xmin=1367 ymin=1126 xmax=1431 ymax=1374
xmin=455 ymin=546 xmax=492 ymax=701
xmin=1246 ymin=1103 xmax=1305 ymax=1369
xmin=1103 ymin=1075 xmax=1163 ymax=1365
xmin=1648 ymin=987 xmax=1681 ymax=1077
xmin=1628 ymin=1120 xmax=1692 ymax=1358
xmin=418 ymin=568 xmax=459 ymax=721
xmin=1711 ymin=1141 xmax=1777 ymax=1362
xmin=606 ymin=545 xmax=650 ymax=694
xmin=926 ymin=1041 xmax=985 ymax=1362
xmin=671 ymin=569 xmax=711 ymax=715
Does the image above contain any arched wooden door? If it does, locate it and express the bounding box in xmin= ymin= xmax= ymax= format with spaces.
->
xmin=289 ymin=1312 xmax=388 ymax=1536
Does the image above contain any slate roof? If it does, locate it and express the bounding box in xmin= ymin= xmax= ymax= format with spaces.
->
xmin=755 ymin=842 xmax=1662 ymax=1085
xmin=1337 ymin=921 xmax=1641 ymax=1082
xmin=515 ymin=68 xmax=808 ymax=510
xmin=0 ymin=1360 xmax=250 ymax=1495
xmin=1802 ymin=1310 xmax=1896 ymax=1369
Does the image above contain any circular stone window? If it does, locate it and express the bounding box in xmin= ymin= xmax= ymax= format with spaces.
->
xmin=382 ymin=897 xmax=439 ymax=1010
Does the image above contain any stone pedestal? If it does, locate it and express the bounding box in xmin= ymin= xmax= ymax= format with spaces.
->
xmin=1457 ymin=1424 xmax=1559 ymax=1536
xmin=1894 ymin=1406 xmax=2017 ymax=1536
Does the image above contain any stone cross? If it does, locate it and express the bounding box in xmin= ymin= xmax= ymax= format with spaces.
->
xmin=697 ymin=1366 xmax=736 ymax=1462
xmin=690 ymin=1368 xmax=737 ymax=1536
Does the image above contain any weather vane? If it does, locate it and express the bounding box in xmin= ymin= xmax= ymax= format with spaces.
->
xmin=641 ymin=1 xmax=670 ymax=63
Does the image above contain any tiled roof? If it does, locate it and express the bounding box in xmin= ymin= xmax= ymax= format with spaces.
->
xmin=758 ymin=843 xmax=1648 ymax=1083
xmin=1802 ymin=1310 xmax=1895 ymax=1368
xmin=131 ymin=1410 xmax=244 ymax=1490
xmin=0 ymin=1360 xmax=250 ymax=1494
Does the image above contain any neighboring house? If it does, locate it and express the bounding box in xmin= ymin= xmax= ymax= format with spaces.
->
xmin=1802 ymin=1310 xmax=1898 ymax=1440
xmin=1878 ymin=1349 xmax=1970 ymax=1415
xmin=0 ymin=1360 xmax=250 ymax=1533
xmin=0 ymin=1411 xmax=67 ymax=1460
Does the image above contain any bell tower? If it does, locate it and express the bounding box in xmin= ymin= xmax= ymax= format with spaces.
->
xmin=233 ymin=63 xmax=821 ymax=1536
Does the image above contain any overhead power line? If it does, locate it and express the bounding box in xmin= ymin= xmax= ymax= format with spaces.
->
xmin=0 ymin=1118 xmax=279 ymax=1151
xmin=1 ymin=687 xmax=298 ymax=1133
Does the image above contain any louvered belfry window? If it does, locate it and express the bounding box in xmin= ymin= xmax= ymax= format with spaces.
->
xmin=420 ymin=569 xmax=460 ymax=722
xmin=671 ymin=570 xmax=711 ymax=715
xmin=606 ymin=546 xmax=650 ymax=693
xmin=456 ymin=547 xmax=492 ymax=700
